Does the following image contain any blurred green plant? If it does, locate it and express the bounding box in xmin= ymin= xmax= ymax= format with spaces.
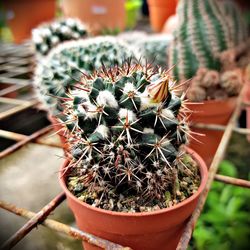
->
xmin=190 ymin=160 xmax=250 ymax=250
xmin=100 ymin=27 xmax=121 ymax=36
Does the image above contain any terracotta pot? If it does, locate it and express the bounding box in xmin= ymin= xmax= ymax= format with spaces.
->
xmin=147 ymin=0 xmax=177 ymax=32
xmin=61 ymin=0 xmax=126 ymax=34
xmin=2 ymin=0 xmax=56 ymax=43
xmin=59 ymin=148 xmax=208 ymax=250
xmin=48 ymin=115 xmax=68 ymax=150
xmin=187 ymin=98 xmax=237 ymax=167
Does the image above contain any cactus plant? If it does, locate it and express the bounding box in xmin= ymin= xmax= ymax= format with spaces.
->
xmin=186 ymin=68 xmax=243 ymax=101
xmin=119 ymin=32 xmax=173 ymax=68
xmin=34 ymin=37 xmax=137 ymax=114
xmin=136 ymin=34 xmax=173 ymax=68
xmin=169 ymin=0 xmax=248 ymax=81
xmin=61 ymin=62 xmax=201 ymax=212
xmin=32 ymin=18 xmax=89 ymax=56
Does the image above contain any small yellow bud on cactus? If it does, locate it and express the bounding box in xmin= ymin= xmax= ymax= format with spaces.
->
xmin=147 ymin=77 xmax=170 ymax=103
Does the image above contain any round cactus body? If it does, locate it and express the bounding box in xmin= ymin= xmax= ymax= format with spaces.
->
xmin=137 ymin=34 xmax=173 ymax=68
xmin=32 ymin=18 xmax=89 ymax=56
xmin=62 ymin=63 xmax=200 ymax=212
xmin=34 ymin=37 xmax=137 ymax=114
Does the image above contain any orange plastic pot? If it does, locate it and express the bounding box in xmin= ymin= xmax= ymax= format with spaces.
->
xmin=59 ymin=148 xmax=208 ymax=250
xmin=187 ymin=98 xmax=237 ymax=167
xmin=147 ymin=0 xmax=177 ymax=32
xmin=61 ymin=0 xmax=126 ymax=34
xmin=2 ymin=0 xmax=56 ymax=43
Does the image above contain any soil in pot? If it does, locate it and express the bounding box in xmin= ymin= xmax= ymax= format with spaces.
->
xmin=59 ymin=148 xmax=208 ymax=250
xmin=187 ymin=98 xmax=237 ymax=167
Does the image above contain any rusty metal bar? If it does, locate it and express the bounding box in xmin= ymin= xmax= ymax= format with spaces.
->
xmin=192 ymin=123 xmax=250 ymax=135
xmin=35 ymin=139 xmax=63 ymax=148
xmin=0 ymin=130 xmax=28 ymax=141
xmin=0 ymin=126 xmax=53 ymax=159
xmin=176 ymin=85 xmax=246 ymax=250
xmin=0 ymin=97 xmax=32 ymax=105
xmin=0 ymin=84 xmax=28 ymax=97
xmin=0 ymin=100 xmax=39 ymax=120
xmin=1 ymin=193 xmax=66 ymax=249
xmin=214 ymin=174 xmax=250 ymax=188
xmin=0 ymin=199 xmax=131 ymax=250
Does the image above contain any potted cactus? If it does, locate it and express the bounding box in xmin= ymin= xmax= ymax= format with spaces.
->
xmin=34 ymin=37 xmax=137 ymax=146
xmin=168 ymin=0 xmax=248 ymax=166
xmin=32 ymin=18 xmax=89 ymax=57
xmin=58 ymin=62 xmax=208 ymax=250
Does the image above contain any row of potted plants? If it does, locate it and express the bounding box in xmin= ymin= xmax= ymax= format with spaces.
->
xmin=2 ymin=0 xmax=182 ymax=44
xmin=31 ymin=0 xmax=249 ymax=249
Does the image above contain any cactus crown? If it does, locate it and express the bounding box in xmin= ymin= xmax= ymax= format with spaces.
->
xmin=169 ymin=0 xmax=248 ymax=81
xmin=34 ymin=37 xmax=137 ymax=114
xmin=32 ymin=18 xmax=89 ymax=56
xmin=62 ymin=63 xmax=200 ymax=212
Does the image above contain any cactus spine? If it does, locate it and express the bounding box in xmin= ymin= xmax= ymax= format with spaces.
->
xmin=32 ymin=18 xmax=89 ymax=56
xmin=62 ymin=63 xmax=200 ymax=212
xmin=34 ymin=37 xmax=137 ymax=114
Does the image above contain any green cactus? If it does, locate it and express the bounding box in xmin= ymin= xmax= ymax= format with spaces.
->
xmin=119 ymin=32 xmax=173 ymax=68
xmin=62 ymin=63 xmax=201 ymax=212
xmin=32 ymin=18 xmax=89 ymax=56
xmin=34 ymin=37 xmax=137 ymax=114
xmin=137 ymin=34 xmax=173 ymax=68
xmin=169 ymin=0 xmax=248 ymax=81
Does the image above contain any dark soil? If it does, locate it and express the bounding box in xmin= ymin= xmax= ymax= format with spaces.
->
xmin=66 ymin=153 xmax=201 ymax=213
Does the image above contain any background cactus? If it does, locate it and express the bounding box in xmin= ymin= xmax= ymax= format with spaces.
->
xmin=32 ymin=18 xmax=89 ymax=56
xmin=186 ymin=68 xmax=243 ymax=101
xmin=136 ymin=34 xmax=173 ymax=68
xmin=34 ymin=37 xmax=137 ymax=114
xmin=168 ymin=0 xmax=248 ymax=81
xmin=119 ymin=32 xmax=173 ymax=68
xmin=61 ymin=63 xmax=201 ymax=212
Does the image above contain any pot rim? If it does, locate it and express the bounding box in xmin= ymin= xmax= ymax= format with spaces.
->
xmin=59 ymin=147 xmax=208 ymax=217
xmin=192 ymin=96 xmax=237 ymax=105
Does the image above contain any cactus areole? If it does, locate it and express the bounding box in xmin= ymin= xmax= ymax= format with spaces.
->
xmin=59 ymin=63 xmax=204 ymax=213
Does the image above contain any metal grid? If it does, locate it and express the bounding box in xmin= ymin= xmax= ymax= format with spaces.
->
xmin=0 ymin=43 xmax=249 ymax=250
